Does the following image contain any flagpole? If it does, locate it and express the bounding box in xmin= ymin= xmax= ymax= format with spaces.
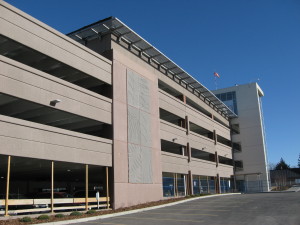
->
xmin=213 ymin=72 xmax=220 ymax=90
xmin=214 ymin=75 xmax=218 ymax=90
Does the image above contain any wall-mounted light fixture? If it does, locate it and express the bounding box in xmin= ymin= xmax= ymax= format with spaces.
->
xmin=50 ymin=99 xmax=61 ymax=107
xmin=172 ymin=138 xmax=178 ymax=142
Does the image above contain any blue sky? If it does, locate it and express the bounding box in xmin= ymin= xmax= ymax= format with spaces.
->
xmin=5 ymin=0 xmax=300 ymax=167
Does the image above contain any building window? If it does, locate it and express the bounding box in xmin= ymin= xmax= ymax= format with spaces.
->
xmin=191 ymin=148 xmax=215 ymax=163
xmin=218 ymin=156 xmax=233 ymax=166
xmin=234 ymin=160 xmax=244 ymax=171
xmin=192 ymin=175 xmax=211 ymax=195
xmin=231 ymin=124 xmax=240 ymax=135
xmin=162 ymin=172 xmax=186 ymax=197
xmin=159 ymin=108 xmax=186 ymax=128
xmin=217 ymin=135 xmax=232 ymax=147
xmin=220 ymin=178 xmax=231 ymax=193
xmin=189 ymin=122 xmax=214 ymax=140
xmin=216 ymin=91 xmax=238 ymax=114
xmin=161 ymin=140 xmax=187 ymax=156
xmin=233 ymin=142 xmax=242 ymax=152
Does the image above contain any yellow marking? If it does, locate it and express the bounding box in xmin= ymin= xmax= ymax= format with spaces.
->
xmin=159 ymin=208 xmax=229 ymax=211
xmin=171 ymin=204 xmax=240 ymax=207
xmin=86 ymin=222 xmax=125 ymax=225
xmin=142 ymin=212 xmax=218 ymax=217
xmin=117 ymin=216 xmax=204 ymax=223
xmin=184 ymin=202 xmax=251 ymax=204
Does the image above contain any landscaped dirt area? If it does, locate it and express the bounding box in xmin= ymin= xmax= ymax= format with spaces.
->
xmin=0 ymin=196 xmax=190 ymax=225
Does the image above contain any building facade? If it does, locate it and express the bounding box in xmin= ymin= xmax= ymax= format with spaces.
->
xmin=0 ymin=1 xmax=269 ymax=216
xmin=213 ymin=83 xmax=270 ymax=192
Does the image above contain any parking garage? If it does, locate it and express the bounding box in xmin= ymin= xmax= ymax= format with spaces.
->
xmin=0 ymin=154 xmax=110 ymax=215
xmin=0 ymin=93 xmax=112 ymax=139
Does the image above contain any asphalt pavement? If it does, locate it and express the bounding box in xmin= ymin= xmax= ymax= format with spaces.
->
xmin=75 ymin=192 xmax=300 ymax=225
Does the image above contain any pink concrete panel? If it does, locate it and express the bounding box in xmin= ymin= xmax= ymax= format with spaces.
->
xmin=113 ymin=140 xmax=129 ymax=183
xmin=152 ymin=150 xmax=163 ymax=184
xmin=114 ymin=183 xmax=162 ymax=209
xmin=112 ymin=45 xmax=163 ymax=209
xmin=151 ymin=117 xmax=161 ymax=150
xmin=113 ymin=60 xmax=127 ymax=104
xmin=113 ymin=101 xmax=128 ymax=142
xmin=112 ymin=45 xmax=157 ymax=83
xmin=150 ymin=81 xmax=160 ymax=117
xmin=113 ymin=182 xmax=129 ymax=209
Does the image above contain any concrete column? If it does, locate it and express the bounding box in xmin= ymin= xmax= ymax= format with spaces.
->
xmin=178 ymin=95 xmax=186 ymax=104
xmin=5 ymin=156 xmax=11 ymax=217
xmin=216 ymin=174 xmax=221 ymax=194
xmin=187 ymin=142 xmax=191 ymax=162
xmin=214 ymin=130 xmax=217 ymax=145
xmin=51 ymin=161 xmax=54 ymax=213
xmin=85 ymin=164 xmax=89 ymax=210
xmin=207 ymin=176 xmax=210 ymax=193
xmin=106 ymin=167 xmax=110 ymax=209
xmin=185 ymin=116 xmax=189 ymax=135
xmin=188 ymin=171 xmax=193 ymax=195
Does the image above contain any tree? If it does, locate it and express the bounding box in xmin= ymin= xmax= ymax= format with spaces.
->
xmin=268 ymin=162 xmax=276 ymax=170
xmin=275 ymin=158 xmax=290 ymax=170
xmin=298 ymin=154 xmax=300 ymax=168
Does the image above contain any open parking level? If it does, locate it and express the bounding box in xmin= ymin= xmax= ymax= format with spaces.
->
xmin=75 ymin=192 xmax=300 ymax=225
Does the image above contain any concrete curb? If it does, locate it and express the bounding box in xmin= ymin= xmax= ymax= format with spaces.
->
xmin=37 ymin=193 xmax=241 ymax=225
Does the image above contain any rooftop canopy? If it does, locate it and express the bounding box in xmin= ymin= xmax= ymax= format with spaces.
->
xmin=68 ymin=17 xmax=236 ymax=118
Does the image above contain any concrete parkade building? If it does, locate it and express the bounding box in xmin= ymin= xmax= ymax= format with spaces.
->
xmin=0 ymin=1 xmax=242 ymax=215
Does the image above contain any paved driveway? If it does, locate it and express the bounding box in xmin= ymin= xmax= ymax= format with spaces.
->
xmin=77 ymin=192 xmax=300 ymax=225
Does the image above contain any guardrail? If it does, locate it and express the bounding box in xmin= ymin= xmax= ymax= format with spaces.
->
xmin=0 ymin=197 xmax=110 ymax=215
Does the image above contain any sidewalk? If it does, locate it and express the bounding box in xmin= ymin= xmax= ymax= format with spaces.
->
xmin=285 ymin=185 xmax=300 ymax=192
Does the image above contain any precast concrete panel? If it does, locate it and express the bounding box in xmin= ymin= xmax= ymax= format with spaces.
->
xmin=127 ymin=70 xmax=140 ymax=108
xmin=128 ymin=143 xmax=142 ymax=183
xmin=128 ymin=106 xmax=140 ymax=145
xmin=127 ymin=69 xmax=153 ymax=184
xmin=139 ymin=76 xmax=150 ymax=112
xmin=140 ymin=110 xmax=152 ymax=148
xmin=141 ymin=146 xmax=153 ymax=183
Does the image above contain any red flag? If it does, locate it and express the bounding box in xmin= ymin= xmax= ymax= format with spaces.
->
xmin=214 ymin=72 xmax=220 ymax=78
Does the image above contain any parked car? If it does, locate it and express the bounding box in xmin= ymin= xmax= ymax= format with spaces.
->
xmin=33 ymin=192 xmax=73 ymax=208
xmin=73 ymin=190 xmax=100 ymax=198
xmin=0 ymin=193 xmax=31 ymax=214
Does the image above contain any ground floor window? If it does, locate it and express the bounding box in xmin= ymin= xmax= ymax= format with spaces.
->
xmin=162 ymin=172 xmax=186 ymax=197
xmin=192 ymin=175 xmax=218 ymax=194
xmin=209 ymin=177 xmax=216 ymax=194
xmin=220 ymin=178 xmax=231 ymax=193
xmin=0 ymin=154 xmax=110 ymax=215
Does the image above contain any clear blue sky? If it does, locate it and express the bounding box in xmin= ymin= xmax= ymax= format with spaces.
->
xmin=5 ymin=0 xmax=300 ymax=167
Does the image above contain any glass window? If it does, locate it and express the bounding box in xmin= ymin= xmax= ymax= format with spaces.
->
xmin=220 ymin=178 xmax=231 ymax=193
xmin=209 ymin=177 xmax=216 ymax=194
xmin=216 ymin=91 xmax=238 ymax=114
xmin=220 ymin=93 xmax=227 ymax=101
xmin=200 ymin=176 xmax=209 ymax=194
xmin=162 ymin=173 xmax=186 ymax=197
xmin=162 ymin=173 xmax=175 ymax=197
xmin=177 ymin=174 xmax=186 ymax=196
xmin=227 ymin=92 xmax=233 ymax=100
xmin=193 ymin=175 xmax=200 ymax=195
